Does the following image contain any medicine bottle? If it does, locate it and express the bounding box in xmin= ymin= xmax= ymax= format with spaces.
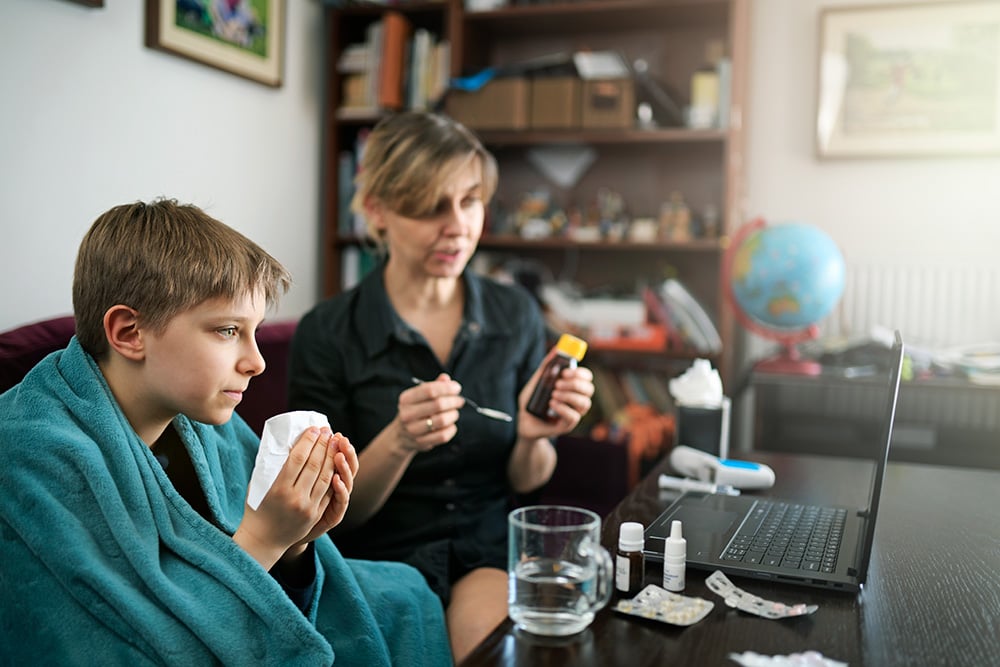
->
xmin=526 ymin=334 xmax=588 ymax=421
xmin=615 ymin=522 xmax=645 ymax=596
xmin=662 ymin=520 xmax=687 ymax=592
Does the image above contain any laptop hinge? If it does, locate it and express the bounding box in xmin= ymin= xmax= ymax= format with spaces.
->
xmin=856 ymin=508 xmax=869 ymax=519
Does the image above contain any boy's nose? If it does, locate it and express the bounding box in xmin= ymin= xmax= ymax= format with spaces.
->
xmin=241 ymin=342 xmax=266 ymax=377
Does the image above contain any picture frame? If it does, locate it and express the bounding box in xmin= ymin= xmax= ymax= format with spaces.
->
xmin=145 ymin=0 xmax=285 ymax=87
xmin=816 ymin=1 xmax=1000 ymax=157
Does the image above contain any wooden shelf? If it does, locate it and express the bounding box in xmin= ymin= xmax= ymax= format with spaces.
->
xmin=478 ymin=235 xmax=723 ymax=252
xmin=477 ymin=127 xmax=725 ymax=147
xmin=321 ymin=0 xmax=749 ymax=384
xmin=463 ymin=0 xmax=730 ymax=33
xmin=335 ymin=234 xmax=724 ymax=253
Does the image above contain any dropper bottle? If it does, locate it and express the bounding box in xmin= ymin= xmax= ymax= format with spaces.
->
xmin=526 ymin=334 xmax=588 ymax=421
xmin=662 ymin=520 xmax=687 ymax=592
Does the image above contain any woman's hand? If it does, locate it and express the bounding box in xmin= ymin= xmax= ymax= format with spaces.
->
xmin=395 ymin=373 xmax=464 ymax=453
xmin=517 ymin=351 xmax=595 ymax=442
xmin=234 ymin=426 xmax=344 ymax=569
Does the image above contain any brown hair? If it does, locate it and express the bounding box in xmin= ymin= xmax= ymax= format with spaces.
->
xmin=72 ymin=199 xmax=291 ymax=358
xmin=351 ymin=111 xmax=498 ymax=252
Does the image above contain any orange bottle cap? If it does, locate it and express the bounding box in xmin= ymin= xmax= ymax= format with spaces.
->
xmin=556 ymin=333 xmax=588 ymax=361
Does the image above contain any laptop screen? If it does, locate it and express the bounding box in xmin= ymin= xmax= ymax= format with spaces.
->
xmin=856 ymin=330 xmax=904 ymax=582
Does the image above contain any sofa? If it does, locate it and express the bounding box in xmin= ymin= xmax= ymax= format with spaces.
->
xmin=0 ymin=315 xmax=296 ymax=436
xmin=1 ymin=315 xmax=643 ymax=517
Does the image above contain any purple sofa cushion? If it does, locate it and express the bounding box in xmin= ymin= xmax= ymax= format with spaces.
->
xmin=0 ymin=315 xmax=296 ymax=436
xmin=0 ymin=316 xmax=77 ymax=394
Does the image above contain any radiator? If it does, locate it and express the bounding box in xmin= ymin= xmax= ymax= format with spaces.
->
xmin=825 ymin=262 xmax=1000 ymax=349
xmin=745 ymin=262 xmax=1000 ymax=353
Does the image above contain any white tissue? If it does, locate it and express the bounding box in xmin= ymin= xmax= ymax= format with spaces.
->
xmin=246 ymin=410 xmax=330 ymax=510
xmin=669 ymin=358 xmax=724 ymax=408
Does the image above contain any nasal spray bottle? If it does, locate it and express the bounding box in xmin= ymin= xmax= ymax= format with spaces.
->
xmin=662 ymin=520 xmax=686 ymax=592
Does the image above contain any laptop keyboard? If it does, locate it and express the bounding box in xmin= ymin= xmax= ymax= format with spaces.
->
xmin=721 ymin=501 xmax=847 ymax=573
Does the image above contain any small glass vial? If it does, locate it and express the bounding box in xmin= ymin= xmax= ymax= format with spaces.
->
xmin=526 ymin=334 xmax=588 ymax=421
xmin=662 ymin=520 xmax=687 ymax=592
xmin=616 ymin=522 xmax=645 ymax=596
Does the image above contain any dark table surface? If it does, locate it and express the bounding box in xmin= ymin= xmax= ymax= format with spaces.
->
xmin=461 ymin=452 xmax=1000 ymax=666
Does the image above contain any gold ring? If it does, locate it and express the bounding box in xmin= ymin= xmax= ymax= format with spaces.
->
xmin=425 ymin=417 xmax=434 ymax=433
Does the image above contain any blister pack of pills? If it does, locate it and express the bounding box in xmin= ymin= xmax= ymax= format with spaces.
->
xmin=705 ymin=571 xmax=818 ymax=620
xmin=613 ymin=584 xmax=714 ymax=626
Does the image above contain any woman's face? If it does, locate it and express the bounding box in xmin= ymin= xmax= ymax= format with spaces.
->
xmin=376 ymin=161 xmax=485 ymax=280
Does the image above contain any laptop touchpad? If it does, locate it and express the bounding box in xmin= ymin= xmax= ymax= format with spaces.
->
xmin=671 ymin=505 xmax=741 ymax=534
xmin=668 ymin=505 xmax=742 ymax=557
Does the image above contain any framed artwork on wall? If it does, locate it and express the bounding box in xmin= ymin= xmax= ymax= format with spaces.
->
xmin=816 ymin=1 xmax=1000 ymax=157
xmin=145 ymin=0 xmax=285 ymax=87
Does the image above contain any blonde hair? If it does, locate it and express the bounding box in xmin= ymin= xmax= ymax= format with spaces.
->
xmin=72 ymin=199 xmax=291 ymax=358
xmin=351 ymin=111 xmax=498 ymax=252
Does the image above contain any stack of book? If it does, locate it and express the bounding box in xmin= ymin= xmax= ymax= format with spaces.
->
xmin=337 ymin=12 xmax=451 ymax=118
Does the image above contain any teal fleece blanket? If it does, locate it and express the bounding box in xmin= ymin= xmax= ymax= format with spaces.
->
xmin=0 ymin=338 xmax=452 ymax=666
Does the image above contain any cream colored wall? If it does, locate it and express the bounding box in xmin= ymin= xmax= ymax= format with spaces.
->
xmin=0 ymin=0 xmax=324 ymax=331
xmin=745 ymin=0 xmax=1000 ymax=347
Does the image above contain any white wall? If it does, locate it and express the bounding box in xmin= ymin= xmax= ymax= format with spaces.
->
xmin=745 ymin=0 xmax=1000 ymax=349
xmin=3 ymin=0 xmax=999 ymax=348
xmin=0 ymin=0 xmax=323 ymax=331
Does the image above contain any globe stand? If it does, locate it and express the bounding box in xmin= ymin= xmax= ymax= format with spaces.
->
xmin=747 ymin=324 xmax=823 ymax=376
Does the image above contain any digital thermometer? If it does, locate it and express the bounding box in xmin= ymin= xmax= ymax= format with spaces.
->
xmin=668 ymin=445 xmax=775 ymax=490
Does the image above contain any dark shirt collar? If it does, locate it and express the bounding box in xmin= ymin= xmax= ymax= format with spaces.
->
xmin=354 ymin=261 xmax=503 ymax=361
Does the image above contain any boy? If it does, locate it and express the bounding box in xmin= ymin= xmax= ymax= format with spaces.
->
xmin=0 ymin=199 xmax=451 ymax=665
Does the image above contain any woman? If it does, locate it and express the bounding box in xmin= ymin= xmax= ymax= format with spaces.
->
xmin=288 ymin=111 xmax=594 ymax=663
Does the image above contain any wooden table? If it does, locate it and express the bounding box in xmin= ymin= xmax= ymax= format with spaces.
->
xmin=462 ymin=452 xmax=1000 ymax=666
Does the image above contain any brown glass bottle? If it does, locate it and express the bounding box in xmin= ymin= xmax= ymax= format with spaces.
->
xmin=616 ymin=521 xmax=645 ymax=596
xmin=526 ymin=334 xmax=588 ymax=421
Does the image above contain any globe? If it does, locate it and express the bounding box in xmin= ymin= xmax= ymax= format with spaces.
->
xmin=723 ymin=218 xmax=846 ymax=374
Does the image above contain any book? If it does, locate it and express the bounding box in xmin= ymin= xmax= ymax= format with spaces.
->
xmin=378 ymin=11 xmax=412 ymax=110
xmin=407 ymin=28 xmax=432 ymax=109
xmin=660 ymin=279 xmax=722 ymax=353
xmin=337 ymin=151 xmax=356 ymax=235
xmin=364 ymin=19 xmax=384 ymax=111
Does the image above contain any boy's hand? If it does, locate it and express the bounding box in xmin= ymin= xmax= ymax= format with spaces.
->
xmin=234 ymin=426 xmax=340 ymax=569
xmin=295 ymin=432 xmax=358 ymax=542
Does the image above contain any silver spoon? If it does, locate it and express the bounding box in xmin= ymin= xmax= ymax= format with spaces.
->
xmin=410 ymin=377 xmax=513 ymax=422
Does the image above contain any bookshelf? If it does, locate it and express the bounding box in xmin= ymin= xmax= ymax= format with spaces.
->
xmin=321 ymin=0 xmax=749 ymax=385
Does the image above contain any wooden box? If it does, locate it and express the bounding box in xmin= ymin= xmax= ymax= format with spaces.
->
xmin=446 ymin=77 xmax=529 ymax=130
xmin=530 ymin=77 xmax=581 ymax=129
xmin=581 ymin=78 xmax=635 ymax=129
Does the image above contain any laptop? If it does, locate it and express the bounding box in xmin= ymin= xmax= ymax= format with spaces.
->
xmin=643 ymin=330 xmax=904 ymax=591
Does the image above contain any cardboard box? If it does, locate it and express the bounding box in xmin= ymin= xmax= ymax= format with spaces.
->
xmin=446 ymin=77 xmax=529 ymax=130
xmin=530 ymin=77 xmax=581 ymax=129
xmin=581 ymin=78 xmax=635 ymax=129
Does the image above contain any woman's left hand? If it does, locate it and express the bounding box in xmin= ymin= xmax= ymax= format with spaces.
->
xmin=516 ymin=360 xmax=595 ymax=441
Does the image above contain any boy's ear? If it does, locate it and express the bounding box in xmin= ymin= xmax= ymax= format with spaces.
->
xmin=103 ymin=305 xmax=145 ymax=361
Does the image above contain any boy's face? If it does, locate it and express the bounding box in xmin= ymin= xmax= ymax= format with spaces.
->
xmin=139 ymin=290 xmax=266 ymax=430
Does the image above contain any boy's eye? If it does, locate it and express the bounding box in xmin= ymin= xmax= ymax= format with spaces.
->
xmin=218 ymin=326 xmax=238 ymax=339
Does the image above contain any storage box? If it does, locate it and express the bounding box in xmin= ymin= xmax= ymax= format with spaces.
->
xmin=581 ymin=78 xmax=635 ymax=129
xmin=446 ymin=77 xmax=529 ymax=130
xmin=530 ymin=77 xmax=581 ymax=129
